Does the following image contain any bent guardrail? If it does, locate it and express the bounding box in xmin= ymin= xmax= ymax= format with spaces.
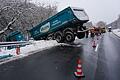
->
xmin=0 ymin=41 xmax=32 ymax=47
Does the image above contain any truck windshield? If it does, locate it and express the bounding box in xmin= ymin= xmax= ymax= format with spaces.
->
xmin=73 ymin=9 xmax=89 ymax=21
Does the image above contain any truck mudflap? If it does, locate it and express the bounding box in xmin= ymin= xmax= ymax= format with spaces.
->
xmin=77 ymin=27 xmax=90 ymax=39
xmin=77 ymin=32 xmax=85 ymax=39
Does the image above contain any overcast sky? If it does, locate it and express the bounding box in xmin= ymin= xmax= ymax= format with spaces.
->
xmin=32 ymin=0 xmax=120 ymax=24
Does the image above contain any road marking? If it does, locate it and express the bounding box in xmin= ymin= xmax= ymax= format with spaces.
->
xmin=95 ymin=44 xmax=99 ymax=52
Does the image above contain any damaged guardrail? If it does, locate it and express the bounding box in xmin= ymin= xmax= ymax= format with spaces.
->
xmin=0 ymin=41 xmax=32 ymax=47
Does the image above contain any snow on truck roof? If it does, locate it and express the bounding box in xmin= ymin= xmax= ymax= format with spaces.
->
xmin=70 ymin=7 xmax=89 ymax=21
xmin=71 ymin=7 xmax=84 ymax=10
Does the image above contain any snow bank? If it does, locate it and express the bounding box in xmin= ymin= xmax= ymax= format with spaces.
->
xmin=0 ymin=40 xmax=59 ymax=63
xmin=112 ymin=29 xmax=120 ymax=37
xmin=20 ymin=40 xmax=59 ymax=55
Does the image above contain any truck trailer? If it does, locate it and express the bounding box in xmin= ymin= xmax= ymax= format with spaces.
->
xmin=6 ymin=31 xmax=25 ymax=42
xmin=29 ymin=7 xmax=89 ymax=43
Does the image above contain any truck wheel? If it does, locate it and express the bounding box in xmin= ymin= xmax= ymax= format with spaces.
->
xmin=54 ymin=31 xmax=64 ymax=43
xmin=65 ymin=31 xmax=75 ymax=43
xmin=47 ymin=36 xmax=52 ymax=40
xmin=77 ymin=32 xmax=85 ymax=39
xmin=47 ymin=34 xmax=53 ymax=40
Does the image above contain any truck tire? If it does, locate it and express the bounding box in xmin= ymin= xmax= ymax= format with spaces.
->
xmin=65 ymin=31 xmax=75 ymax=43
xmin=77 ymin=32 xmax=85 ymax=39
xmin=46 ymin=34 xmax=54 ymax=40
xmin=63 ymin=28 xmax=74 ymax=34
xmin=54 ymin=31 xmax=64 ymax=43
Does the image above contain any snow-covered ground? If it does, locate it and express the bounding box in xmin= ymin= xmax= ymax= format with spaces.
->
xmin=0 ymin=33 xmax=96 ymax=64
xmin=0 ymin=40 xmax=59 ymax=64
xmin=112 ymin=28 xmax=120 ymax=37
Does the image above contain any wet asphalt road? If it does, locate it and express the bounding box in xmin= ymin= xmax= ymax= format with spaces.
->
xmin=94 ymin=32 xmax=120 ymax=80
xmin=0 ymin=32 xmax=120 ymax=80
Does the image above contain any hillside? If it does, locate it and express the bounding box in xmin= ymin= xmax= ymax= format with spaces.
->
xmin=107 ymin=16 xmax=120 ymax=29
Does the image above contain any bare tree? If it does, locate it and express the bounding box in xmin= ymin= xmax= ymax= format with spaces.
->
xmin=96 ymin=21 xmax=106 ymax=28
xmin=0 ymin=0 xmax=57 ymax=41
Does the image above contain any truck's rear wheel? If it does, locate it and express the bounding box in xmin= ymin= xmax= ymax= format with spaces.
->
xmin=77 ymin=32 xmax=85 ymax=39
xmin=47 ymin=34 xmax=53 ymax=40
xmin=54 ymin=31 xmax=64 ymax=43
xmin=65 ymin=31 xmax=75 ymax=43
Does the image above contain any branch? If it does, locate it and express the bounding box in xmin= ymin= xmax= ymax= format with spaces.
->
xmin=6 ymin=17 xmax=17 ymax=29
xmin=0 ymin=7 xmax=34 ymax=35
xmin=0 ymin=17 xmax=17 ymax=34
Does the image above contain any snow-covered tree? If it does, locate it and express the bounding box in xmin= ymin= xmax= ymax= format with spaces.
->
xmin=96 ymin=21 xmax=106 ymax=28
xmin=0 ymin=0 xmax=57 ymax=41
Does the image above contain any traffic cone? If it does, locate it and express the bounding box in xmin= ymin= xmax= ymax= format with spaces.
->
xmin=92 ymin=40 xmax=96 ymax=48
xmin=16 ymin=46 xmax=20 ymax=55
xmin=74 ymin=59 xmax=85 ymax=78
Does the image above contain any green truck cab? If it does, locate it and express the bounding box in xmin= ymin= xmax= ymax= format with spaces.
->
xmin=6 ymin=31 xmax=25 ymax=49
xmin=29 ymin=7 xmax=89 ymax=43
xmin=6 ymin=31 xmax=25 ymax=42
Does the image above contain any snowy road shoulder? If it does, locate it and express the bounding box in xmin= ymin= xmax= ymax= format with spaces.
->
xmin=0 ymin=40 xmax=59 ymax=65
xmin=112 ymin=29 xmax=120 ymax=39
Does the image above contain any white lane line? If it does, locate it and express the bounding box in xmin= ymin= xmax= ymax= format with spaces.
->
xmin=95 ymin=44 xmax=99 ymax=52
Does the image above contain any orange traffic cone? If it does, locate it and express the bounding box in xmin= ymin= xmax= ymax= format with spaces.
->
xmin=92 ymin=40 xmax=96 ymax=48
xmin=74 ymin=59 xmax=85 ymax=78
xmin=16 ymin=46 xmax=20 ymax=55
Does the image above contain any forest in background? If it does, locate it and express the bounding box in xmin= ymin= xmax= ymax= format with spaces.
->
xmin=0 ymin=0 xmax=57 ymax=41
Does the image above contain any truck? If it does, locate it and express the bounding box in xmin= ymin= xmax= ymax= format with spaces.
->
xmin=108 ymin=26 xmax=111 ymax=32
xmin=6 ymin=31 xmax=25 ymax=42
xmin=6 ymin=31 xmax=25 ymax=49
xmin=29 ymin=7 xmax=89 ymax=43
